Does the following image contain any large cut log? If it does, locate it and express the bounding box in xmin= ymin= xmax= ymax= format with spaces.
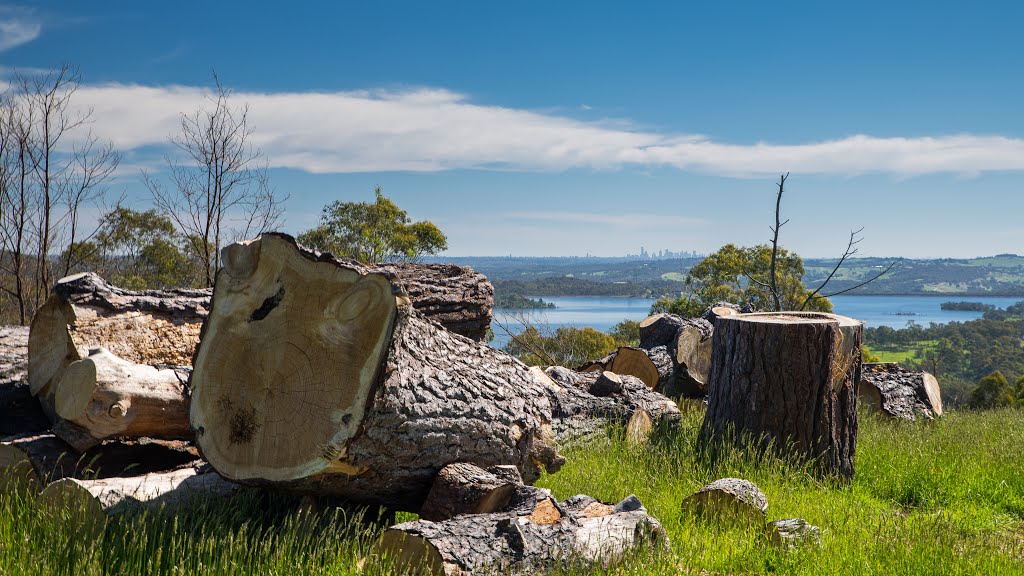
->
xmin=377 ymin=490 xmax=667 ymax=575
xmin=699 ymin=311 xmax=862 ymax=479
xmin=540 ymin=366 xmax=681 ymax=444
xmin=28 ymin=273 xmax=210 ymax=417
xmin=38 ymin=467 xmax=237 ymax=527
xmin=189 ymin=233 xmax=562 ymax=511
xmin=638 ymin=313 xmax=690 ymax=349
xmin=634 ymin=314 xmax=715 ymax=398
xmin=0 ymin=432 xmax=198 ymax=494
xmin=859 ymin=363 xmax=942 ymax=421
xmin=419 ymin=463 xmax=523 ymax=521
xmin=0 ymin=326 xmax=48 ymax=436
xmin=52 ymin=347 xmax=191 ymax=451
xmin=374 ymin=262 xmax=493 ymax=342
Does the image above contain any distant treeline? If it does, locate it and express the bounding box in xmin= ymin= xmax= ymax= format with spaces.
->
xmin=494 ymin=293 xmax=556 ymax=309
xmin=941 ymin=301 xmax=995 ymax=312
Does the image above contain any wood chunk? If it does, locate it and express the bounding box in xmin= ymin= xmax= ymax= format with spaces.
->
xmin=859 ymin=363 xmax=942 ymax=421
xmin=419 ymin=463 xmax=523 ymax=521
xmin=609 ymin=347 xmax=660 ymax=389
xmin=682 ymin=478 xmax=768 ymax=523
xmin=669 ymin=323 xmax=714 ymax=397
xmin=765 ymin=517 xmax=822 ymax=550
xmin=589 ymin=371 xmax=623 ymax=397
xmin=700 ymin=312 xmax=862 ymax=479
xmin=189 ymin=234 xmax=562 ymax=511
xmin=639 ymin=313 xmax=689 ymax=349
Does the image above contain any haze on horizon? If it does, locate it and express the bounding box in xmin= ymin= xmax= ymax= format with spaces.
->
xmin=2 ymin=2 xmax=1021 ymax=260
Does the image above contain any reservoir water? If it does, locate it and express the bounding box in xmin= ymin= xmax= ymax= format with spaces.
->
xmin=489 ymin=294 xmax=1024 ymax=349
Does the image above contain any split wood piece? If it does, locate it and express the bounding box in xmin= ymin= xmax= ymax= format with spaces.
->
xmin=377 ymin=491 xmax=668 ymax=575
xmin=766 ymin=518 xmax=821 ymax=550
xmin=682 ymin=478 xmax=768 ymax=524
xmin=700 ymin=312 xmax=863 ymax=479
xmin=375 ymin=262 xmax=494 ymax=342
xmin=668 ymin=320 xmax=714 ymax=397
xmin=0 ymin=432 xmax=198 ymax=495
xmin=859 ymin=363 xmax=942 ymax=421
xmin=52 ymin=347 xmax=191 ymax=451
xmin=189 ymin=233 xmax=562 ymax=512
xmin=28 ymin=273 xmax=210 ymax=417
xmin=541 ymin=366 xmax=681 ymax=444
xmin=38 ymin=467 xmax=237 ymax=533
xmin=1 ymin=326 xmax=49 ymax=436
xmin=419 ymin=463 xmax=523 ymax=521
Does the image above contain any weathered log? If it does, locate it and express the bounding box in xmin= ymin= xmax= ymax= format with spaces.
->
xmin=766 ymin=517 xmax=821 ymax=550
xmin=578 ymin=346 xmax=673 ymax=391
xmin=859 ymin=363 xmax=942 ymax=421
xmin=540 ymin=366 xmax=681 ymax=444
xmin=666 ymin=320 xmax=714 ymax=397
xmin=0 ymin=432 xmax=198 ymax=494
xmin=52 ymin=347 xmax=191 ymax=451
xmin=638 ymin=313 xmax=689 ymax=349
xmin=38 ymin=467 xmax=237 ymax=530
xmin=419 ymin=463 xmax=523 ymax=521
xmin=189 ymin=233 xmax=562 ymax=511
xmin=375 ymin=262 xmax=494 ymax=342
xmin=0 ymin=326 xmax=48 ymax=436
xmin=28 ymin=273 xmax=210 ymax=417
xmin=377 ymin=491 xmax=667 ymax=575
xmin=681 ymin=478 xmax=768 ymax=523
xmin=700 ymin=311 xmax=862 ymax=479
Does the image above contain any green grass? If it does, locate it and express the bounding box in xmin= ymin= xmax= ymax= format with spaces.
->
xmin=3 ymin=409 xmax=1024 ymax=575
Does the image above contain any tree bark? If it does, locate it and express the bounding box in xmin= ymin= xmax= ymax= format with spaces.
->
xmin=375 ymin=262 xmax=494 ymax=342
xmin=859 ymin=363 xmax=942 ymax=421
xmin=0 ymin=432 xmax=198 ymax=495
xmin=377 ymin=491 xmax=667 ymax=575
xmin=419 ymin=463 xmax=523 ymax=521
xmin=699 ymin=311 xmax=862 ymax=479
xmin=52 ymin=347 xmax=191 ymax=451
xmin=0 ymin=326 xmax=48 ymax=436
xmin=189 ymin=233 xmax=562 ymax=512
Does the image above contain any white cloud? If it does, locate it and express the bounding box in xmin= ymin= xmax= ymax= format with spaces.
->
xmin=0 ymin=8 xmax=41 ymax=52
xmin=64 ymin=82 xmax=1024 ymax=177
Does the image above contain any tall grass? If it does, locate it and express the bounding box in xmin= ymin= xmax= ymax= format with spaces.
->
xmin=2 ymin=409 xmax=1022 ymax=575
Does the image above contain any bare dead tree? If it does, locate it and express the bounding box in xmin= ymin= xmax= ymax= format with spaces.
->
xmin=767 ymin=173 xmax=789 ymax=312
xmin=144 ymin=74 xmax=287 ymax=287
xmin=57 ymin=133 xmax=120 ymax=277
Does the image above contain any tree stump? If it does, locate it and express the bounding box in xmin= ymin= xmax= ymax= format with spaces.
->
xmin=699 ymin=311 xmax=862 ymax=479
xmin=189 ymin=234 xmax=562 ymax=511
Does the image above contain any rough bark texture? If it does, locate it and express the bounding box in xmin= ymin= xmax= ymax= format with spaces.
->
xmin=681 ymin=478 xmax=768 ymax=523
xmin=541 ymin=366 xmax=681 ymax=444
xmin=190 ymin=233 xmax=562 ymax=512
xmin=378 ymin=491 xmax=668 ymax=575
xmin=0 ymin=432 xmax=198 ymax=494
xmin=419 ymin=463 xmax=523 ymax=521
xmin=0 ymin=326 xmax=48 ymax=436
xmin=639 ymin=314 xmax=690 ymax=349
xmin=699 ymin=312 xmax=862 ymax=479
xmin=859 ymin=363 xmax=942 ymax=421
xmin=53 ymin=347 xmax=191 ymax=451
xmin=376 ymin=262 xmax=494 ymax=342
xmin=38 ymin=467 xmax=237 ymax=529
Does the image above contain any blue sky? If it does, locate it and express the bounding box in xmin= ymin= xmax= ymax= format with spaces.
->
xmin=3 ymin=1 xmax=1023 ymax=258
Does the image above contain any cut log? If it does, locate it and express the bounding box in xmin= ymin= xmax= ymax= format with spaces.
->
xmin=765 ymin=517 xmax=822 ymax=550
xmin=608 ymin=347 xmax=659 ymax=389
xmin=419 ymin=463 xmax=523 ymax=521
xmin=638 ymin=313 xmax=689 ymax=349
xmin=667 ymin=320 xmax=714 ymax=397
xmin=0 ymin=432 xmax=198 ymax=495
xmin=28 ymin=273 xmax=210 ymax=417
xmin=377 ymin=492 xmax=667 ymax=575
xmin=375 ymin=262 xmax=494 ymax=342
xmin=859 ymin=363 xmax=942 ymax=421
xmin=1 ymin=326 xmax=48 ymax=436
xmin=700 ymin=311 xmax=862 ymax=479
xmin=38 ymin=467 xmax=237 ymax=530
xmin=700 ymin=301 xmax=744 ymax=325
xmin=189 ymin=233 xmax=562 ymax=511
xmin=52 ymin=347 xmax=191 ymax=451
xmin=681 ymin=478 xmax=768 ymax=523
xmin=540 ymin=366 xmax=681 ymax=444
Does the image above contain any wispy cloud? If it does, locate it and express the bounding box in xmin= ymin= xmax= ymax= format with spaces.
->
xmin=505 ymin=211 xmax=705 ymax=228
xmin=61 ymin=82 xmax=1024 ymax=177
xmin=0 ymin=7 xmax=41 ymax=52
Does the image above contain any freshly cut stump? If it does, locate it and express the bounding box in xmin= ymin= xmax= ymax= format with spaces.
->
xmin=859 ymin=363 xmax=942 ymax=421
xmin=419 ymin=463 xmax=523 ymax=521
xmin=190 ymin=234 xmax=562 ymax=511
xmin=682 ymin=478 xmax=768 ymax=524
xmin=378 ymin=491 xmax=667 ymax=575
xmin=38 ymin=468 xmax=237 ymax=533
xmin=0 ymin=432 xmax=197 ymax=495
xmin=700 ymin=312 xmax=862 ymax=479
xmin=53 ymin=347 xmax=190 ymax=451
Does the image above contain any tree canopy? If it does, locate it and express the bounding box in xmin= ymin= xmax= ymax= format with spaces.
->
xmin=651 ymin=243 xmax=833 ymax=317
xmin=298 ymin=187 xmax=447 ymax=263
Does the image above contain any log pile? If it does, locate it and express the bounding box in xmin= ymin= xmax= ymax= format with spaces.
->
xmin=859 ymin=362 xmax=942 ymax=421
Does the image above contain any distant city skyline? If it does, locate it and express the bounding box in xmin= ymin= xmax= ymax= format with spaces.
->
xmin=2 ymin=2 xmax=1022 ymax=259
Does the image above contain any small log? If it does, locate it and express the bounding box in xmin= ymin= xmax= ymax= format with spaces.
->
xmin=589 ymin=371 xmax=623 ymax=397
xmin=52 ymin=347 xmax=191 ymax=451
xmin=765 ymin=517 xmax=821 ymax=550
xmin=700 ymin=301 xmax=744 ymax=325
xmin=700 ymin=311 xmax=862 ymax=479
xmin=638 ymin=313 xmax=689 ymax=349
xmin=377 ymin=492 xmax=667 ymax=575
xmin=608 ymin=347 xmax=660 ymax=388
xmin=859 ymin=363 xmax=942 ymax=421
xmin=189 ymin=234 xmax=562 ymax=511
xmin=419 ymin=463 xmax=523 ymax=521
xmin=38 ymin=467 xmax=237 ymax=530
xmin=681 ymin=478 xmax=768 ymax=523
xmin=0 ymin=432 xmax=198 ymax=494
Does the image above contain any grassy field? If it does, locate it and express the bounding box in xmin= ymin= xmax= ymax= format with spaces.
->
xmin=3 ymin=408 xmax=1024 ymax=575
